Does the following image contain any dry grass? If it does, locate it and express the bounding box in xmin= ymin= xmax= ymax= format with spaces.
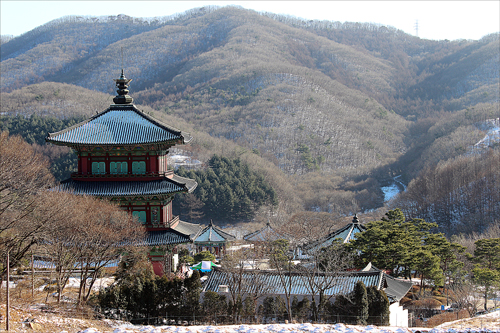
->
xmin=437 ymin=312 xmax=500 ymax=331
xmin=0 ymin=282 xmax=120 ymax=333
xmin=425 ymin=309 xmax=470 ymax=328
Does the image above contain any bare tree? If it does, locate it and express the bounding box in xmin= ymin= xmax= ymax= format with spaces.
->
xmin=297 ymin=240 xmax=353 ymax=321
xmin=72 ymin=197 xmax=145 ymax=304
xmin=267 ymin=239 xmax=296 ymax=322
xmin=276 ymin=211 xmax=343 ymax=247
xmin=220 ymin=246 xmax=270 ymax=322
xmin=0 ymin=132 xmax=54 ymax=275
xmin=449 ymin=280 xmax=482 ymax=317
xmin=40 ymin=193 xmax=145 ymax=304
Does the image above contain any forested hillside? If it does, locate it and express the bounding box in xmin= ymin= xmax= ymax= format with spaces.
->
xmin=1 ymin=6 xmax=498 ymax=233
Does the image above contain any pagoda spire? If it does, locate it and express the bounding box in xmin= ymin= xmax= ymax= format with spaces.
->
xmin=113 ymin=69 xmax=133 ymax=104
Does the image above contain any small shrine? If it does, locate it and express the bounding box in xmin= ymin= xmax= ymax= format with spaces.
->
xmin=46 ymin=70 xmax=199 ymax=275
xmin=193 ymin=221 xmax=235 ymax=258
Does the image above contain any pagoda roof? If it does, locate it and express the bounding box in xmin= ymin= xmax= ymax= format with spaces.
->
xmin=46 ymin=104 xmax=191 ymax=147
xmin=52 ymin=174 xmax=197 ymax=197
xmin=171 ymin=220 xmax=203 ymax=240
xmin=135 ymin=229 xmax=192 ymax=246
xmin=194 ymin=221 xmax=236 ymax=244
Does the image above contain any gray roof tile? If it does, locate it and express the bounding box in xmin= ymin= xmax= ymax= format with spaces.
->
xmin=203 ymin=269 xmax=411 ymax=303
xmin=52 ymin=178 xmax=190 ymax=197
xmin=46 ymin=105 xmax=189 ymax=146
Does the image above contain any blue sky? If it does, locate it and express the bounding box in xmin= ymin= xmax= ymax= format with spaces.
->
xmin=1 ymin=1 xmax=499 ymax=41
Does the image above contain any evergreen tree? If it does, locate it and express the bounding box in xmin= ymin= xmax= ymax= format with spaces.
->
xmin=348 ymin=208 xmax=439 ymax=278
xmin=472 ymin=238 xmax=500 ymax=311
xmin=174 ymin=155 xmax=278 ymax=222
xmin=202 ymin=291 xmax=228 ymax=323
xmin=353 ymin=281 xmax=369 ymax=325
xmin=183 ymin=270 xmax=202 ymax=320
xmin=366 ymin=286 xmax=390 ymax=325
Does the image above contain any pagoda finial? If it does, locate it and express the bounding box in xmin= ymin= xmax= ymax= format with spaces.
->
xmin=352 ymin=214 xmax=359 ymax=224
xmin=113 ymin=69 xmax=133 ymax=104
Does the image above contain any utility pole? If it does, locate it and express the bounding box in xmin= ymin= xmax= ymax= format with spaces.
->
xmin=6 ymin=252 xmax=10 ymax=331
xmin=414 ymin=19 xmax=419 ymax=37
xmin=31 ymin=253 xmax=35 ymax=298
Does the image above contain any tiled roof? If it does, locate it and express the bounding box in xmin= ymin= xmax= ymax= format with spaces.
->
xmin=171 ymin=174 xmax=198 ymax=193
xmin=194 ymin=222 xmax=236 ymax=244
xmin=243 ymin=223 xmax=284 ymax=242
xmin=382 ymin=274 xmax=413 ymax=303
xmin=46 ymin=105 xmax=190 ymax=146
xmin=203 ymin=269 xmax=412 ymax=303
xmin=136 ymin=229 xmax=191 ymax=246
xmin=172 ymin=220 xmax=203 ymax=240
xmin=305 ymin=221 xmax=366 ymax=253
xmin=204 ymin=269 xmax=380 ymax=297
xmin=52 ymin=177 xmax=191 ymax=197
xmin=362 ymin=263 xmax=413 ymax=302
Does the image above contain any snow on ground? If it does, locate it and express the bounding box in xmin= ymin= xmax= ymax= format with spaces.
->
xmin=2 ymin=302 xmax=499 ymax=332
xmin=65 ymin=277 xmax=115 ymax=291
xmin=80 ymin=323 xmax=417 ymax=333
xmin=381 ymin=183 xmax=400 ymax=202
xmin=77 ymin=320 xmax=500 ymax=333
xmin=76 ymin=310 xmax=500 ymax=333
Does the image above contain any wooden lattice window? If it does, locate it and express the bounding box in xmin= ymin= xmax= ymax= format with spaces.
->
xmin=91 ymin=162 xmax=106 ymax=174
xmin=132 ymin=161 xmax=146 ymax=174
xmin=110 ymin=161 xmax=128 ymax=174
xmin=132 ymin=211 xmax=147 ymax=224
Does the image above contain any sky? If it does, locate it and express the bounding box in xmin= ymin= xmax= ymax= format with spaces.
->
xmin=0 ymin=1 xmax=499 ymax=41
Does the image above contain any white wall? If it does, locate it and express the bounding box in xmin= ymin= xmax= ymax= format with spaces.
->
xmin=389 ymin=302 xmax=408 ymax=327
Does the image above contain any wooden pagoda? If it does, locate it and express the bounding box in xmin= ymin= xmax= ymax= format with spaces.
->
xmin=46 ymin=70 xmax=199 ymax=275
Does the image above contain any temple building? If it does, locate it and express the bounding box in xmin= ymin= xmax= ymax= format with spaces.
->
xmin=46 ymin=70 xmax=200 ymax=275
xmin=193 ymin=221 xmax=235 ymax=258
xmin=302 ymin=214 xmax=366 ymax=255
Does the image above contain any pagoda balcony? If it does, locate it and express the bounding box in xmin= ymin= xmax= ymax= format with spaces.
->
xmin=145 ymin=215 xmax=180 ymax=230
xmin=71 ymin=170 xmax=174 ymax=181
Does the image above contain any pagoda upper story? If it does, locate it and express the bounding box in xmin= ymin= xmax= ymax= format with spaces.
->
xmin=46 ymin=70 xmax=197 ymax=231
xmin=46 ymin=70 xmax=192 ymax=182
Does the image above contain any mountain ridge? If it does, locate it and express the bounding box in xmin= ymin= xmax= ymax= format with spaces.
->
xmin=1 ymin=6 xmax=498 ymax=222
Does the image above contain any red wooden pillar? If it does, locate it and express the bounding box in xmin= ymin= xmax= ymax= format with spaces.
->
xmin=152 ymin=155 xmax=158 ymax=173
xmin=105 ymin=153 xmax=110 ymax=174
xmin=128 ymin=153 xmax=132 ymax=174
xmin=146 ymin=203 xmax=150 ymax=225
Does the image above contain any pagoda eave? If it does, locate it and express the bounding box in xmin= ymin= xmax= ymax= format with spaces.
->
xmin=51 ymin=177 xmax=195 ymax=198
xmin=45 ymin=140 xmax=185 ymax=152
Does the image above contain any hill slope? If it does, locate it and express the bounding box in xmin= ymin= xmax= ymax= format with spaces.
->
xmin=1 ymin=6 xmax=499 ymax=220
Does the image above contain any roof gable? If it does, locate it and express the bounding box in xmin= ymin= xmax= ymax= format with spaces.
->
xmin=194 ymin=222 xmax=235 ymax=243
xmin=305 ymin=218 xmax=366 ymax=253
xmin=243 ymin=223 xmax=284 ymax=242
